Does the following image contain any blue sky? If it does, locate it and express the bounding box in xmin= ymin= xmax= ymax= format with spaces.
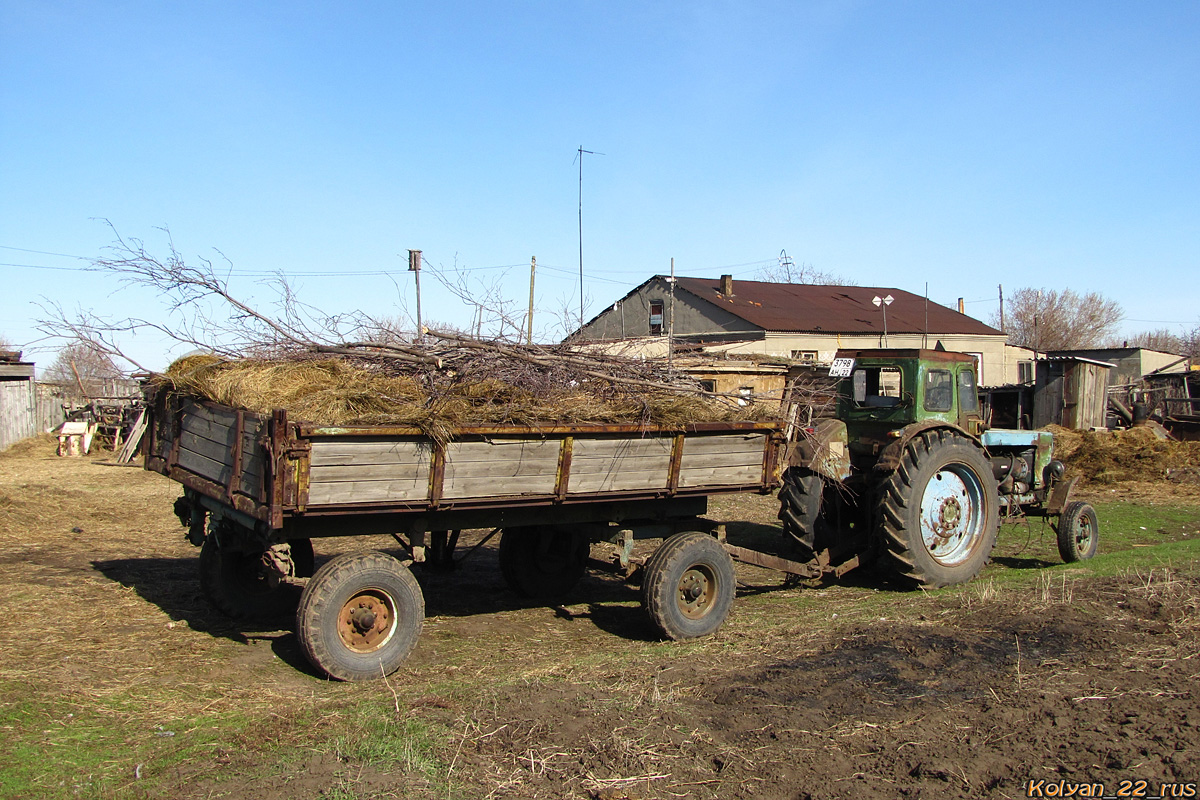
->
xmin=2 ymin=1 xmax=1197 ymax=370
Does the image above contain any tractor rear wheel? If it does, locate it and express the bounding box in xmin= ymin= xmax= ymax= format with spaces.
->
xmin=777 ymin=467 xmax=826 ymax=561
xmin=875 ymin=429 xmax=999 ymax=588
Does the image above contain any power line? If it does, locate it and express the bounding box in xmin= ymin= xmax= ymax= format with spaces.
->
xmin=0 ymin=245 xmax=89 ymax=260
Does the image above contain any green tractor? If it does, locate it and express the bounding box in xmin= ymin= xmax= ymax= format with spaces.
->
xmin=780 ymin=349 xmax=1098 ymax=587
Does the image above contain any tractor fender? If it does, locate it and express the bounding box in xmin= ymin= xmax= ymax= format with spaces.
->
xmin=872 ymin=421 xmax=983 ymax=475
xmin=785 ymin=418 xmax=851 ymax=481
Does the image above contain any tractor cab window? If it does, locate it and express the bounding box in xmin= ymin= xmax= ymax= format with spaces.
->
xmin=851 ymin=366 xmax=903 ymax=408
xmin=958 ymin=369 xmax=979 ymax=413
xmin=924 ymin=369 xmax=954 ymax=412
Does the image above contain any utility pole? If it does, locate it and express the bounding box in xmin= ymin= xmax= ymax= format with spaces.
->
xmin=408 ymin=249 xmax=423 ymax=342
xmin=998 ymin=284 xmax=1005 ymax=333
xmin=526 ymin=256 xmax=536 ymax=345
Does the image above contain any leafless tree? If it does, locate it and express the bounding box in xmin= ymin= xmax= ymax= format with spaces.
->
xmin=990 ymin=287 xmax=1123 ymax=351
xmin=41 ymin=341 xmax=124 ymax=401
xmin=424 ymin=259 xmax=528 ymax=342
xmin=1108 ymin=323 xmax=1200 ymax=359
xmin=36 ymin=223 xmax=381 ymax=368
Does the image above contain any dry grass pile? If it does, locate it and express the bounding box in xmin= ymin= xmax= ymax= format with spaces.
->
xmin=1048 ymin=424 xmax=1200 ymax=485
xmin=157 ymin=345 xmax=781 ymax=431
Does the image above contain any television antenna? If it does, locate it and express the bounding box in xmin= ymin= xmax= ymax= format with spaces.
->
xmin=575 ymin=145 xmax=604 ymax=332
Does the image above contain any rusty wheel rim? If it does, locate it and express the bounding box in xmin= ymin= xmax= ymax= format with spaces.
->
xmin=337 ymin=590 xmax=397 ymax=653
xmin=676 ymin=565 xmax=716 ymax=619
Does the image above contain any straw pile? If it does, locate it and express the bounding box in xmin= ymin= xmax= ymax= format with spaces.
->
xmin=156 ymin=339 xmax=781 ymax=438
xmin=1048 ymin=424 xmax=1200 ymax=484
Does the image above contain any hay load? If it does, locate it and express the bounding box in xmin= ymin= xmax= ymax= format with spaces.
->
xmin=155 ymin=333 xmax=782 ymax=434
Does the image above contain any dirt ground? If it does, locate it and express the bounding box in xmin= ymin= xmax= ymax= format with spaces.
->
xmin=0 ymin=436 xmax=1198 ymax=799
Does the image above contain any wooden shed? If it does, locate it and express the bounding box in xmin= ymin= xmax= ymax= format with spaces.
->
xmin=1033 ymin=356 xmax=1113 ymax=430
xmin=0 ymin=351 xmax=67 ymax=451
xmin=0 ymin=351 xmax=37 ymax=451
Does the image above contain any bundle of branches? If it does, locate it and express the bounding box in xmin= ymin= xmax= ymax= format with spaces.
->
xmin=157 ymin=331 xmax=782 ymax=439
xmin=41 ymin=228 xmax=784 ymax=439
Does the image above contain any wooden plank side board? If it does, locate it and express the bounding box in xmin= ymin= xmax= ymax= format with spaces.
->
xmin=298 ymin=428 xmax=775 ymax=505
xmin=307 ymin=478 xmax=429 ymax=506
xmin=182 ymin=401 xmax=238 ymax=430
xmin=179 ymin=430 xmax=234 ymax=467
xmin=679 ymin=464 xmax=762 ymax=487
xmin=442 ymin=440 xmax=558 ymax=498
xmin=682 ymin=433 xmax=769 ymax=457
xmin=678 ymin=451 xmax=765 ymax=469
xmin=445 ymin=439 xmax=560 ymax=463
xmin=178 ymin=446 xmax=231 ymax=484
xmin=569 ymin=469 xmax=672 ymax=493
xmin=570 ymin=438 xmax=674 ymax=469
xmin=179 ymin=428 xmax=265 ymax=482
xmin=310 ymin=439 xmax=432 ymax=467
xmin=309 ymin=462 xmax=431 ymax=484
xmin=569 ymin=437 xmax=672 ymax=492
xmin=443 ymin=473 xmax=557 ymax=498
xmin=308 ymin=439 xmax=431 ymax=505
xmin=181 ymin=413 xmax=235 ymax=448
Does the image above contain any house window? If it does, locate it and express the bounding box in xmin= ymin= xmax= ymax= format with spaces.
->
xmin=738 ymin=386 xmax=753 ymax=406
xmin=698 ymin=379 xmax=716 ymax=393
xmin=1018 ymin=361 xmax=1034 ymax=384
xmin=791 ymin=350 xmax=818 ymax=363
xmin=649 ymin=301 xmax=664 ymax=335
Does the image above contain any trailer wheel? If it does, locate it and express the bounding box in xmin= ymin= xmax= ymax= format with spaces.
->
xmin=777 ymin=467 xmax=826 ymax=560
xmin=199 ymin=537 xmax=312 ymax=619
xmin=642 ymin=532 xmax=735 ymax=641
xmin=876 ymin=430 xmax=999 ymax=588
xmin=498 ymin=526 xmax=590 ymax=599
xmin=296 ymin=551 xmax=424 ymax=681
xmin=1056 ymin=501 xmax=1099 ymax=562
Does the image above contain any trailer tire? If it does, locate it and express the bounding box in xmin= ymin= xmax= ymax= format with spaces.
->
xmin=643 ymin=532 xmax=735 ymax=641
xmin=199 ymin=536 xmax=312 ymax=619
xmin=777 ymin=467 xmax=826 ymax=560
xmin=875 ymin=429 xmax=999 ymax=588
xmin=498 ymin=526 xmax=590 ymax=599
xmin=296 ymin=551 xmax=424 ymax=681
xmin=1056 ymin=501 xmax=1099 ymax=562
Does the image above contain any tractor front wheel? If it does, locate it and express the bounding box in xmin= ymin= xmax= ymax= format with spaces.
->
xmin=1056 ymin=501 xmax=1099 ymax=562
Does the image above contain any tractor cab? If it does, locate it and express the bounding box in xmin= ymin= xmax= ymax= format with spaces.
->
xmin=831 ymin=349 xmax=985 ymax=459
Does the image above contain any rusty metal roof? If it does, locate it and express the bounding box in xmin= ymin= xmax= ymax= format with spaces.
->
xmin=671 ymin=277 xmax=1001 ymax=336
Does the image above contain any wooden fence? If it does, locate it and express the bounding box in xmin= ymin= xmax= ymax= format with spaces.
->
xmin=0 ymin=381 xmax=67 ymax=451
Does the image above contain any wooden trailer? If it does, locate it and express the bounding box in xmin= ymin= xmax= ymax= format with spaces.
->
xmin=144 ymin=388 xmax=793 ymax=680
